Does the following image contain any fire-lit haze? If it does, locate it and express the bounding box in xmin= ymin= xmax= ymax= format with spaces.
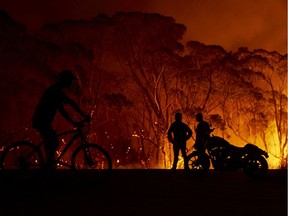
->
xmin=0 ymin=0 xmax=286 ymax=54
xmin=0 ymin=0 xmax=287 ymax=170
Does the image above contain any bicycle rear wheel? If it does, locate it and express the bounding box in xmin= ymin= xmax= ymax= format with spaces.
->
xmin=0 ymin=141 xmax=44 ymax=184
xmin=71 ymin=143 xmax=112 ymax=183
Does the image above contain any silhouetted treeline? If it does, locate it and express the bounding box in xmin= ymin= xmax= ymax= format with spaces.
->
xmin=0 ymin=10 xmax=286 ymax=168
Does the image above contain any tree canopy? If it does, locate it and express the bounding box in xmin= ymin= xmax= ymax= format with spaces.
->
xmin=0 ymin=11 xmax=286 ymax=168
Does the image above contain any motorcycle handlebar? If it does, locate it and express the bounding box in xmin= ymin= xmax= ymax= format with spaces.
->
xmin=209 ymin=128 xmax=215 ymax=134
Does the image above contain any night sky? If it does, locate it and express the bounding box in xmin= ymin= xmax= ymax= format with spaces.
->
xmin=0 ymin=0 xmax=286 ymax=54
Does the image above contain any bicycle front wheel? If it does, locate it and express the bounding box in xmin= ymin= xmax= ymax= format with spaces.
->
xmin=71 ymin=144 xmax=112 ymax=183
xmin=186 ymin=151 xmax=210 ymax=174
xmin=0 ymin=141 xmax=44 ymax=184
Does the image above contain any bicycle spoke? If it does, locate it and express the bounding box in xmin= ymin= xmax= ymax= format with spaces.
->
xmin=0 ymin=142 xmax=44 ymax=184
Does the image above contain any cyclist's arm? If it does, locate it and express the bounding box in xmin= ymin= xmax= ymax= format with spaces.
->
xmin=204 ymin=122 xmax=211 ymax=134
xmin=58 ymin=104 xmax=77 ymax=125
xmin=62 ymin=95 xmax=85 ymax=118
xmin=167 ymin=125 xmax=174 ymax=143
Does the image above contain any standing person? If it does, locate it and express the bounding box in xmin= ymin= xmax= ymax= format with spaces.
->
xmin=194 ymin=113 xmax=211 ymax=151
xmin=32 ymin=69 xmax=87 ymax=170
xmin=167 ymin=112 xmax=192 ymax=170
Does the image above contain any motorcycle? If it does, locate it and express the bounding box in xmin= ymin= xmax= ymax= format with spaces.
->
xmin=185 ymin=129 xmax=269 ymax=178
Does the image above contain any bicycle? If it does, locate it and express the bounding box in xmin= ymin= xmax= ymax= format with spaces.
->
xmin=0 ymin=118 xmax=112 ymax=184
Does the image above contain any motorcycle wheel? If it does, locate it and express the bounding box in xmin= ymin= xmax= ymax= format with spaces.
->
xmin=243 ymin=155 xmax=268 ymax=178
xmin=186 ymin=151 xmax=210 ymax=174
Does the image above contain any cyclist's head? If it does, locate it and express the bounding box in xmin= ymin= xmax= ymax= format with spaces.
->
xmin=196 ymin=112 xmax=203 ymax=122
xmin=175 ymin=112 xmax=182 ymax=121
xmin=58 ymin=69 xmax=77 ymax=86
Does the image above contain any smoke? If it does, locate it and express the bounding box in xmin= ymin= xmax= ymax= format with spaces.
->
xmin=149 ymin=0 xmax=287 ymax=53
xmin=0 ymin=0 xmax=286 ymax=53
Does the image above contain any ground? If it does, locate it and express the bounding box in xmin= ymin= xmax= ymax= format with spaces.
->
xmin=0 ymin=169 xmax=286 ymax=216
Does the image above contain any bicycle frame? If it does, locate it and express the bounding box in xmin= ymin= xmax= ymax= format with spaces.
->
xmin=37 ymin=127 xmax=87 ymax=168
xmin=0 ymin=120 xmax=113 ymax=185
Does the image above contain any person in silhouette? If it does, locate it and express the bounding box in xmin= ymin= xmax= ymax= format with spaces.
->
xmin=32 ymin=69 xmax=86 ymax=170
xmin=194 ymin=113 xmax=211 ymax=151
xmin=168 ymin=112 xmax=192 ymax=170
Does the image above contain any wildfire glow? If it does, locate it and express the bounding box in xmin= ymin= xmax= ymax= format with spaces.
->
xmin=265 ymin=128 xmax=287 ymax=169
xmin=157 ymin=124 xmax=286 ymax=170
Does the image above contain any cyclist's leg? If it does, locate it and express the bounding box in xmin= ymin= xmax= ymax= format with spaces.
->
xmin=180 ymin=144 xmax=188 ymax=169
xmin=172 ymin=144 xmax=180 ymax=170
xmin=37 ymin=125 xmax=58 ymax=170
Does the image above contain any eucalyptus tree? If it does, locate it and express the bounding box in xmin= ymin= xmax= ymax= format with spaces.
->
xmin=109 ymin=12 xmax=186 ymax=167
xmin=232 ymin=48 xmax=287 ymax=168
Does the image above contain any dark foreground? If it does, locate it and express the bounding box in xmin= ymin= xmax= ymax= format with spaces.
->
xmin=0 ymin=169 xmax=286 ymax=216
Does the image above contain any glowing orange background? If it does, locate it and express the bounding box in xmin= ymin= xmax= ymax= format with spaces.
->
xmin=0 ymin=0 xmax=286 ymax=54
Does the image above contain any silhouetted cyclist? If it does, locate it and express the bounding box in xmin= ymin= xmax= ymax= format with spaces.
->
xmin=168 ymin=112 xmax=192 ymax=170
xmin=194 ymin=113 xmax=211 ymax=151
xmin=32 ymin=69 xmax=86 ymax=170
